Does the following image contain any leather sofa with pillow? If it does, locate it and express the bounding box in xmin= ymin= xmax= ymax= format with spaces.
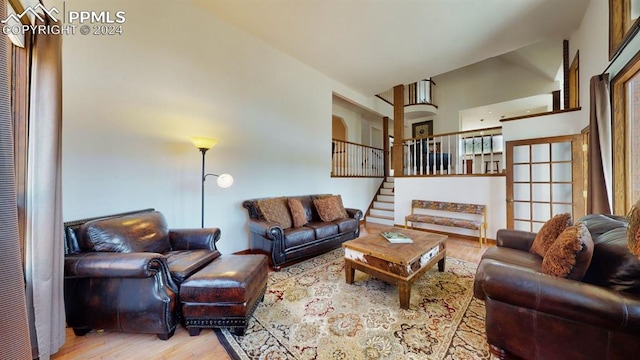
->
xmin=242 ymin=194 xmax=362 ymax=269
xmin=63 ymin=209 xmax=221 ymax=340
xmin=474 ymin=214 xmax=640 ymax=359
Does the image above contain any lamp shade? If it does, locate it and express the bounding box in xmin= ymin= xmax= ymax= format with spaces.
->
xmin=189 ymin=136 xmax=218 ymax=150
xmin=216 ymin=173 xmax=234 ymax=188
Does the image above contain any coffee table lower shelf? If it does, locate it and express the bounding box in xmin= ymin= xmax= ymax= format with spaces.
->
xmin=344 ymin=251 xmax=446 ymax=309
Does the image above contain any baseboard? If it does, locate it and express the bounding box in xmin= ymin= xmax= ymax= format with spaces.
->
xmin=233 ymin=249 xmax=254 ymax=255
xmin=231 ymin=225 xmax=495 ymax=256
xmin=393 ymin=223 xmax=496 ymax=244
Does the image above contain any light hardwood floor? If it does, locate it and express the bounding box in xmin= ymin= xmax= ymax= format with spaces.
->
xmin=52 ymin=223 xmax=492 ymax=360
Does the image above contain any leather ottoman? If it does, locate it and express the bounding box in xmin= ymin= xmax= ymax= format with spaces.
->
xmin=179 ymin=254 xmax=268 ymax=336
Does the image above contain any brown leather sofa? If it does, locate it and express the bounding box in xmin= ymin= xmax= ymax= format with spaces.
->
xmin=63 ymin=209 xmax=220 ymax=340
xmin=474 ymin=214 xmax=640 ymax=359
xmin=243 ymin=194 xmax=362 ymax=269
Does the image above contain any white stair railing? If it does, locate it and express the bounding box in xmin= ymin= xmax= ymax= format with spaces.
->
xmin=332 ymin=139 xmax=385 ymax=177
xmin=402 ymin=127 xmax=503 ymax=176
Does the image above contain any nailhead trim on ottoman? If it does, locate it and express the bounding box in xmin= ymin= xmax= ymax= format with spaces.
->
xmin=179 ymin=254 xmax=268 ymax=336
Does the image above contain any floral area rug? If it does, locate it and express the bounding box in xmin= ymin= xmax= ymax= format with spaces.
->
xmin=215 ymin=248 xmax=491 ymax=359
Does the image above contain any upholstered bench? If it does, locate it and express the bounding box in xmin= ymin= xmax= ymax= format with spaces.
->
xmin=180 ymin=254 xmax=268 ymax=336
xmin=405 ymin=199 xmax=487 ymax=247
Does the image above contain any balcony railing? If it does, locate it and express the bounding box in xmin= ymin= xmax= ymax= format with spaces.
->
xmin=402 ymin=126 xmax=503 ymax=176
xmin=332 ymin=139 xmax=385 ymax=177
xmin=376 ymin=88 xmax=394 ymax=105
xmin=406 ymin=79 xmax=435 ymax=106
xmin=376 ymin=79 xmax=436 ymax=107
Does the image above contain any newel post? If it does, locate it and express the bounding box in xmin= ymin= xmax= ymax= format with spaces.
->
xmin=393 ymin=84 xmax=405 ymax=176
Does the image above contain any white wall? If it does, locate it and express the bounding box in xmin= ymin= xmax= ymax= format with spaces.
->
xmin=47 ymin=0 xmax=620 ymax=252
xmin=54 ymin=0 xmax=382 ymax=254
xmin=394 ymin=177 xmax=506 ymax=240
xmin=433 ymin=56 xmax=560 ymax=134
xmin=332 ymin=103 xmax=362 ymax=144
xmin=503 ymin=0 xmax=609 ymax=142
xmin=370 ymin=126 xmax=383 ymax=148
xmin=403 ymin=0 xmax=608 ymax=141
xmin=569 ymin=0 xmax=609 ymax=130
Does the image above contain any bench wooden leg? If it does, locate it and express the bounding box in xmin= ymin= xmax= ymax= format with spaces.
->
xmin=404 ymin=221 xmax=414 ymax=230
xmin=482 ymin=224 xmax=487 ymax=244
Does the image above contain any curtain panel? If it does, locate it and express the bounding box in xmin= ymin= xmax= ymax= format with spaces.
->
xmin=22 ymin=15 xmax=66 ymax=359
xmin=0 ymin=1 xmax=33 ymax=359
xmin=587 ymin=74 xmax=613 ymax=214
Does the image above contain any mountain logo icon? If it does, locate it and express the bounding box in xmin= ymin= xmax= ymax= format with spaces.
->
xmin=2 ymin=3 xmax=59 ymax=24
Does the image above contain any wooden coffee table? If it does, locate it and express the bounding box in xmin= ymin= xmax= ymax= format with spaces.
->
xmin=342 ymin=227 xmax=447 ymax=309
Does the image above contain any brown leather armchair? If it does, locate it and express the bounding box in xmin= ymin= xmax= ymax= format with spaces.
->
xmin=474 ymin=214 xmax=640 ymax=359
xmin=63 ymin=209 xmax=220 ymax=340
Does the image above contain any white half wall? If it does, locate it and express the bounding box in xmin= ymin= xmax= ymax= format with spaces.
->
xmin=394 ymin=176 xmax=506 ymax=240
xmin=502 ymin=110 xmax=585 ymax=142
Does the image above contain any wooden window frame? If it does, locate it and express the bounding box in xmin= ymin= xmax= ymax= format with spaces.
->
xmin=569 ymin=51 xmax=580 ymax=108
xmin=610 ymin=0 xmax=640 ymax=60
xmin=612 ymin=50 xmax=640 ymax=214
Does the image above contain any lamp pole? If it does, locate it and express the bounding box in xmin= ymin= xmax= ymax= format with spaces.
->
xmin=199 ymin=147 xmax=208 ymax=228
xmin=189 ymin=136 xmax=232 ymax=229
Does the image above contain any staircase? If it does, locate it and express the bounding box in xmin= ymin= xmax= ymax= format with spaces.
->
xmin=366 ymin=176 xmax=395 ymax=226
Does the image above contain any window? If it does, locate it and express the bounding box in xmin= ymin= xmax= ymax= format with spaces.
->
xmin=629 ymin=73 xmax=640 ymax=205
xmin=569 ymin=51 xmax=579 ymax=108
xmin=612 ymin=51 xmax=640 ymax=214
xmin=610 ymin=0 xmax=640 ymax=60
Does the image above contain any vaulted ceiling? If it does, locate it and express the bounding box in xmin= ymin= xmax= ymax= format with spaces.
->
xmin=193 ymin=0 xmax=590 ymax=96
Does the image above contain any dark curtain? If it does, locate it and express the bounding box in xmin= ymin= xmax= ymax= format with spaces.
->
xmin=587 ymin=74 xmax=613 ymax=214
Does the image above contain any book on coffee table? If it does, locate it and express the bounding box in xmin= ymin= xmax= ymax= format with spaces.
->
xmin=381 ymin=231 xmax=413 ymax=244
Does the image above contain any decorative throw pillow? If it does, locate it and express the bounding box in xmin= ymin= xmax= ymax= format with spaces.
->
xmin=314 ymin=196 xmax=347 ymax=222
xmin=257 ymin=197 xmax=293 ymax=229
xmin=542 ymin=223 xmax=594 ymax=280
xmin=318 ymin=194 xmax=349 ymax=218
xmin=288 ymin=198 xmax=308 ymax=228
xmin=627 ymin=199 xmax=640 ymax=259
xmin=530 ymin=213 xmax=572 ymax=257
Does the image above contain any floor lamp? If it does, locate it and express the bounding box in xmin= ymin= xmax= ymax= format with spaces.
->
xmin=189 ymin=136 xmax=234 ymax=228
